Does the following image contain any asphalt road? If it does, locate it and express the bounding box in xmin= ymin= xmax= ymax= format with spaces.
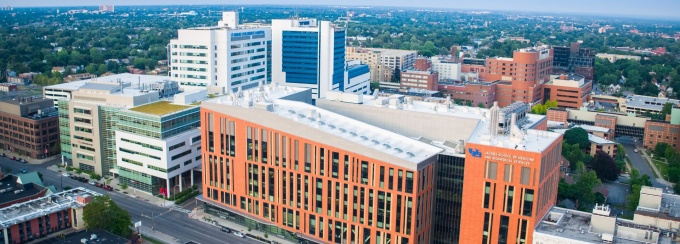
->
xmin=617 ymin=138 xmax=667 ymax=189
xmin=0 ymin=156 xmax=259 ymax=244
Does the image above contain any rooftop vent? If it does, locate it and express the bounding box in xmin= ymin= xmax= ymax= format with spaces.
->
xmin=349 ymin=131 xmax=358 ymax=137
xmin=360 ymin=136 xmax=369 ymax=141
xmin=339 ymin=128 xmax=347 ymax=133
xmin=371 ymin=140 xmax=380 ymax=145
xmin=383 ymin=143 xmax=391 ymax=149
xmin=406 ymin=152 xmax=415 ymax=157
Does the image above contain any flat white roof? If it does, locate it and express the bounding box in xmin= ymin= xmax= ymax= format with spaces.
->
xmin=355 ymin=95 xmax=560 ymax=153
xmin=44 ymin=73 xmax=172 ymax=92
xmin=202 ymin=85 xmax=443 ymax=168
xmin=574 ymin=124 xmax=610 ymax=133
xmin=360 ymin=48 xmax=418 ymax=57
xmin=0 ymin=187 xmax=100 ymax=228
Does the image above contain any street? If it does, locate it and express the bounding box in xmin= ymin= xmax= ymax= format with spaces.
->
xmin=0 ymin=156 xmax=259 ymax=244
xmin=617 ymin=137 xmax=667 ymax=189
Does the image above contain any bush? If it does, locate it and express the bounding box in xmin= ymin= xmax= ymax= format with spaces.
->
xmin=66 ymin=166 xmax=73 ymax=172
xmin=248 ymin=227 xmax=252 ymax=232
xmin=75 ymin=168 xmax=82 ymax=174
xmin=174 ymin=190 xmax=199 ymax=204
xmin=121 ymin=183 xmax=128 ymax=190
xmin=264 ymin=233 xmax=268 ymax=238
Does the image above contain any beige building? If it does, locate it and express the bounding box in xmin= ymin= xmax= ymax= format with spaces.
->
xmin=46 ymin=74 xmax=180 ymax=177
xmin=345 ymin=46 xmax=417 ymax=86
xmin=596 ymin=53 xmax=641 ymax=63
xmin=534 ymin=186 xmax=680 ymax=244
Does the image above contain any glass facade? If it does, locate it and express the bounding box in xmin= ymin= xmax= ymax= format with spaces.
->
xmin=58 ymin=100 xmax=72 ymax=165
xmin=117 ymin=107 xmax=200 ymax=140
xmin=433 ymin=154 xmax=465 ymax=244
xmin=332 ymin=30 xmax=345 ymax=90
xmin=119 ymin=166 xmax=165 ymax=194
xmin=282 ymin=31 xmax=319 ymax=84
xmin=99 ymin=106 xmax=121 ymax=177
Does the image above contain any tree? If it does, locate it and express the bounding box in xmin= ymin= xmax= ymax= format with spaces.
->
xmin=564 ymin=127 xmax=590 ymax=150
xmin=574 ymin=169 xmax=601 ymax=209
xmin=627 ymin=184 xmax=642 ymax=211
xmin=465 ymin=100 xmax=473 ymax=107
xmin=82 ymin=195 xmax=132 ymax=237
xmin=478 ymin=102 xmax=486 ymax=108
xmin=654 ymin=142 xmax=670 ymax=159
xmin=591 ymin=151 xmax=620 ymax=181
xmin=391 ymin=67 xmax=401 ymax=83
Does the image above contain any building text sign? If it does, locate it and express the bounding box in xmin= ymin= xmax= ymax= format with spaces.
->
xmin=484 ymin=151 xmax=534 ymax=166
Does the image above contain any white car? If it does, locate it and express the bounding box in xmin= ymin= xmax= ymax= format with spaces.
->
xmin=234 ymin=232 xmax=245 ymax=238
xmin=89 ymin=181 xmax=96 ymax=186
xmin=634 ymin=149 xmax=639 ymax=153
xmin=62 ymin=173 xmax=70 ymax=177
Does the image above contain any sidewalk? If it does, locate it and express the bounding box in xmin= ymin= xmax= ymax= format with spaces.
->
xmin=0 ymin=148 xmax=59 ymax=165
xmin=46 ymin=164 xmax=175 ymax=207
xmin=190 ymin=208 xmax=293 ymax=244
xmin=139 ymin=225 xmax=180 ymax=244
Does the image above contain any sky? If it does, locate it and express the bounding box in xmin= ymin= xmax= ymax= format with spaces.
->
xmin=5 ymin=0 xmax=680 ymax=19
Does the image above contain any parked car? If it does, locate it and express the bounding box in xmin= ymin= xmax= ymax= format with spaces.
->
xmin=11 ymin=156 xmax=16 ymax=160
xmin=95 ymin=183 xmax=103 ymax=188
xmin=19 ymin=159 xmax=26 ymax=163
xmin=634 ymin=149 xmax=639 ymax=153
xmin=102 ymin=185 xmax=113 ymax=191
xmin=220 ymin=227 xmax=231 ymax=233
xmin=62 ymin=173 xmax=70 ymax=177
xmin=0 ymin=153 xmax=5 ymax=157
xmin=20 ymin=168 xmax=27 ymax=173
xmin=233 ymin=232 xmax=245 ymax=238
xmin=89 ymin=181 xmax=96 ymax=186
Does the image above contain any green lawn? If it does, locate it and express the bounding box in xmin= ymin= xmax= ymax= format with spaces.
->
xmin=652 ymin=159 xmax=669 ymax=181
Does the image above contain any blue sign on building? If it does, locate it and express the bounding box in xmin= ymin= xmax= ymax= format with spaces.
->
xmin=468 ymin=148 xmax=482 ymax=158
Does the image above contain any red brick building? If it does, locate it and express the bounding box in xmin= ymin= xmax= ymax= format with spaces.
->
xmin=438 ymin=81 xmax=497 ymax=107
xmin=0 ymin=188 xmax=99 ymax=244
xmin=0 ymin=97 xmax=59 ymax=160
xmin=542 ymin=74 xmax=593 ymax=109
xmin=485 ymin=46 xmax=554 ymax=107
xmin=400 ymin=70 xmax=439 ymax=91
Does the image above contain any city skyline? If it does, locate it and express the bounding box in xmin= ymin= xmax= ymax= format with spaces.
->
xmin=6 ymin=0 xmax=680 ymax=20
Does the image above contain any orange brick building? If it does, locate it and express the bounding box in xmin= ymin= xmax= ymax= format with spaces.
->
xmin=485 ymin=46 xmax=554 ymax=107
xmin=460 ymin=136 xmax=562 ymax=244
xmin=542 ymin=74 xmax=593 ymax=109
xmin=199 ymin=89 xmax=443 ymax=244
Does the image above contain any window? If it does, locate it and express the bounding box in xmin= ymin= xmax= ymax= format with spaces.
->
xmin=120 ymin=147 xmax=161 ymax=160
xmin=522 ymin=189 xmax=534 ymax=216
xmin=505 ymin=186 xmax=514 ymax=213
xmin=486 ymin=161 xmax=498 ymax=179
xmin=74 ymin=117 xmax=91 ymax=124
xmin=169 ymin=142 xmax=186 ymax=151
xmin=122 ymin=158 xmax=143 ymax=166
xmin=73 ymin=135 xmax=93 ymax=142
xmin=498 ymin=215 xmax=509 ymax=244
xmin=76 ymin=153 xmax=94 ymax=161
xmin=482 ymin=212 xmax=493 ymax=244
xmin=78 ymin=145 xmax=95 ymax=152
xmin=74 ymin=126 xmax=92 ymax=133
xmin=483 ymin=182 xmax=492 ymax=208
xmin=520 ymin=167 xmax=531 ymax=185
xmin=405 ymin=171 xmax=414 ymax=193
xmin=73 ymin=108 xmax=91 ymax=114
xmin=171 ymin=149 xmax=192 ymax=160
xmin=121 ymin=138 xmax=163 ymax=151
xmin=191 ymin=135 xmax=201 ymax=143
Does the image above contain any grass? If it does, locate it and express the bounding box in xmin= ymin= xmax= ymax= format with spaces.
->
xmin=143 ymin=236 xmax=167 ymax=244
xmin=652 ymin=159 xmax=669 ymax=181
xmin=128 ymin=101 xmax=193 ymax=116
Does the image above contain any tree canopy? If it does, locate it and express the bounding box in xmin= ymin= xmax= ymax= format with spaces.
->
xmin=590 ymin=151 xmax=620 ymax=181
xmin=82 ymin=195 xmax=132 ymax=237
xmin=564 ymin=128 xmax=591 ymax=150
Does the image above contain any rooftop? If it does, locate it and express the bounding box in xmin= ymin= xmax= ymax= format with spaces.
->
xmin=322 ymin=92 xmax=560 ymax=154
xmin=574 ymin=124 xmax=610 ymax=133
xmin=35 ymin=229 xmax=129 ymax=244
xmin=128 ymin=100 xmax=194 ymax=116
xmin=43 ymin=73 xmax=175 ymax=97
xmin=355 ymin=47 xmax=418 ymax=56
xmin=0 ymin=173 xmax=48 ymax=207
xmin=535 ymin=206 xmax=663 ymax=244
xmin=625 ymin=95 xmax=679 ymax=111
xmin=551 ymin=129 xmax=615 ymax=145
xmin=201 ymin=84 xmax=443 ymax=168
xmin=0 ymin=187 xmax=100 ymax=228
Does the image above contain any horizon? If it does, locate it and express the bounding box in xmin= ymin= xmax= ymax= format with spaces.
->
xmin=6 ymin=0 xmax=680 ymax=20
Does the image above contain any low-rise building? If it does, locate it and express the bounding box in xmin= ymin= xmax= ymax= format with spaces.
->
xmin=542 ymin=74 xmax=593 ymax=109
xmin=622 ymin=95 xmax=679 ymax=115
xmin=0 ymin=84 xmax=17 ymax=93
xmin=0 ymin=187 xmax=100 ymax=244
xmin=0 ymin=172 xmax=54 ymax=209
xmin=431 ymin=56 xmax=462 ymax=81
xmin=596 ymin=53 xmax=641 ymax=62
xmin=0 ymin=97 xmax=59 ymax=159
xmin=400 ymin=69 xmax=439 ymax=90
xmin=437 ymin=80 xmax=497 ymax=107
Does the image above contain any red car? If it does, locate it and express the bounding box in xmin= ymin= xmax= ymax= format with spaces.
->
xmin=102 ymin=185 xmax=113 ymax=191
